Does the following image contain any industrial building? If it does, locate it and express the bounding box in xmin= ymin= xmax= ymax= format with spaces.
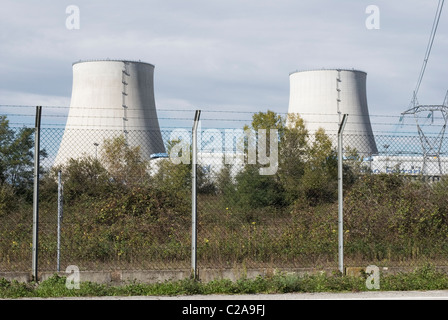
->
xmin=54 ymin=59 xmax=166 ymax=166
xmin=287 ymin=69 xmax=378 ymax=157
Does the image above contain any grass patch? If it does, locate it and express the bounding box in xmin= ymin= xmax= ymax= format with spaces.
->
xmin=380 ymin=264 xmax=448 ymax=291
xmin=2 ymin=265 xmax=448 ymax=298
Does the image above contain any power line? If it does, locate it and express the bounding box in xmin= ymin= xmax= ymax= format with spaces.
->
xmin=411 ymin=0 xmax=445 ymax=107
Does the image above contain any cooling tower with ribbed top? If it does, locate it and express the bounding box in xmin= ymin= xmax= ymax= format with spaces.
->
xmin=287 ymin=68 xmax=378 ymax=156
xmin=54 ymin=59 xmax=166 ymax=166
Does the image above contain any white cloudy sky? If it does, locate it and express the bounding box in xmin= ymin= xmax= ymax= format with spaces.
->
xmin=0 ymin=0 xmax=447 ymax=128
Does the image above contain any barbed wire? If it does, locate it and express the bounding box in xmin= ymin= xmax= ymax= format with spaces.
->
xmin=2 ymin=104 xmax=441 ymax=119
xmin=2 ymin=104 xmax=447 ymax=134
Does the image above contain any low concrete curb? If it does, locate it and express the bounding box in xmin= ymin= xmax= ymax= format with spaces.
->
xmin=2 ymin=266 xmax=448 ymax=285
xmin=1 ymin=268 xmax=328 ymax=284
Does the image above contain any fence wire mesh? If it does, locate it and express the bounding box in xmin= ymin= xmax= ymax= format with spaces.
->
xmin=2 ymin=111 xmax=448 ymax=273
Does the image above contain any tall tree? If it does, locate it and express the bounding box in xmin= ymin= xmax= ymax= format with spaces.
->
xmin=0 ymin=116 xmax=37 ymax=196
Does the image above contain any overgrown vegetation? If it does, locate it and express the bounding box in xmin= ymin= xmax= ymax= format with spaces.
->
xmin=1 ymin=112 xmax=448 ymax=271
xmin=1 ymin=264 xmax=448 ymax=298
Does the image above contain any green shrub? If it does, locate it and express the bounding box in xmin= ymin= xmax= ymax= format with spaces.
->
xmin=0 ymin=278 xmax=34 ymax=298
xmin=234 ymin=165 xmax=285 ymax=209
xmin=344 ymin=174 xmax=448 ymax=261
xmin=0 ymin=184 xmax=18 ymax=216
xmin=101 ymin=135 xmax=151 ymax=187
xmin=58 ymin=156 xmax=110 ymax=202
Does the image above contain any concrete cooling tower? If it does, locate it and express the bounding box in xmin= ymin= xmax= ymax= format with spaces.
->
xmin=287 ymin=69 xmax=378 ymax=156
xmin=54 ymin=59 xmax=166 ymax=166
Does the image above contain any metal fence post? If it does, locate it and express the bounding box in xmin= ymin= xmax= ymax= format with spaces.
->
xmin=338 ymin=114 xmax=348 ymax=274
xmin=191 ymin=110 xmax=201 ymax=279
xmin=57 ymin=170 xmax=63 ymax=272
xmin=32 ymin=106 xmax=42 ymax=281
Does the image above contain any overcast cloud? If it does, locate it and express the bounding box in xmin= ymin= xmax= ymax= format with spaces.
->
xmin=0 ymin=0 xmax=447 ymax=127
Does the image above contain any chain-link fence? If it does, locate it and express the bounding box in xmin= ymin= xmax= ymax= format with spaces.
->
xmin=2 ymin=111 xmax=448 ymax=273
